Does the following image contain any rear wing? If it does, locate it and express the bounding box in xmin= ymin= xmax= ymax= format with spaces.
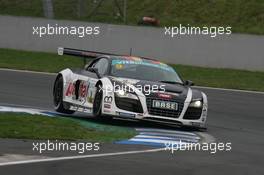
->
xmin=57 ymin=47 xmax=157 ymax=62
xmin=58 ymin=47 xmax=121 ymax=58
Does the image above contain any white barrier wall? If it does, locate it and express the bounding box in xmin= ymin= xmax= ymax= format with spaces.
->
xmin=0 ymin=15 xmax=263 ymax=71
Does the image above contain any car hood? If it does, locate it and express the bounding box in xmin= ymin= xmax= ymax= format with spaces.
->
xmin=108 ymin=76 xmax=189 ymax=97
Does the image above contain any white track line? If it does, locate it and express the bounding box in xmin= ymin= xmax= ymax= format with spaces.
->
xmin=0 ymin=148 xmax=163 ymax=167
xmin=1 ymin=68 xmax=263 ymax=95
xmin=139 ymin=132 xmax=200 ymax=140
xmin=135 ymin=135 xmax=199 ymax=142
xmin=198 ymin=132 xmax=216 ymax=143
xmin=136 ymin=128 xmax=197 ymax=136
xmin=130 ymin=138 xmax=181 ymax=144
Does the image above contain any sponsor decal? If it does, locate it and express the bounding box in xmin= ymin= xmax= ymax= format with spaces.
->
xmin=152 ymin=100 xmax=178 ymax=111
xmin=66 ymin=81 xmax=88 ymax=103
xmin=69 ymin=105 xmax=92 ymax=113
xmin=104 ymin=96 xmax=113 ymax=103
xmin=79 ymin=81 xmax=88 ymax=98
xmin=123 ymin=56 xmax=142 ymax=61
xmin=137 ymin=113 xmax=144 ymax=118
xmin=115 ymin=64 xmax=124 ymax=70
xmin=87 ymin=83 xmax=94 ymax=103
xmin=191 ymin=122 xmax=201 ymax=127
xmin=66 ymin=82 xmax=75 ymax=97
xmin=104 ymin=104 xmax=111 ymax=109
xmin=158 ymin=93 xmax=172 ymax=99
xmin=117 ymin=112 xmax=136 ymax=118
xmin=111 ymin=59 xmax=175 ymax=72
xmin=103 ymin=109 xmax=111 ymax=113
xmin=112 ymin=77 xmax=140 ymax=85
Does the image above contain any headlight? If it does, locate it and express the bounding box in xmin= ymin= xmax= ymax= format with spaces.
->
xmin=115 ymin=89 xmax=138 ymax=100
xmin=116 ymin=89 xmax=125 ymax=96
xmin=189 ymin=100 xmax=203 ymax=108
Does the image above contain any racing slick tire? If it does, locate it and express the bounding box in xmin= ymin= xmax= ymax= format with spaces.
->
xmin=93 ymin=85 xmax=103 ymax=118
xmin=93 ymin=85 xmax=112 ymax=120
xmin=53 ymin=75 xmax=75 ymax=114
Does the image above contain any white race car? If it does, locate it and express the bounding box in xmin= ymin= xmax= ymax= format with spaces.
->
xmin=53 ymin=48 xmax=208 ymax=129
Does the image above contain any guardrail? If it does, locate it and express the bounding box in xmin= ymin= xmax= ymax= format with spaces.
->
xmin=0 ymin=15 xmax=263 ymax=71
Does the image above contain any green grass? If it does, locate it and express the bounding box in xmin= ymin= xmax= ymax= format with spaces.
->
xmin=0 ymin=48 xmax=84 ymax=73
xmin=173 ymin=65 xmax=264 ymax=92
xmin=0 ymin=48 xmax=263 ymax=92
xmin=0 ymin=113 xmax=135 ymax=141
xmin=0 ymin=0 xmax=264 ymax=34
xmin=0 ymin=0 xmax=43 ymax=17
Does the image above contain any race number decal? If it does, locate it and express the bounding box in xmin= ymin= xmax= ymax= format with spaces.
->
xmin=66 ymin=83 xmax=75 ymax=96
xmin=79 ymin=82 xmax=87 ymax=98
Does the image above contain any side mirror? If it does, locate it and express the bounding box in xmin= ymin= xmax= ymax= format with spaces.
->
xmin=87 ymin=67 xmax=101 ymax=78
xmin=184 ymin=80 xmax=194 ymax=86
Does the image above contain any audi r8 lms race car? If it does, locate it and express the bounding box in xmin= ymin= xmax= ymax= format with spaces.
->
xmin=53 ymin=48 xmax=208 ymax=129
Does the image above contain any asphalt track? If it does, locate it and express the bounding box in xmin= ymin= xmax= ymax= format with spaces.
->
xmin=0 ymin=69 xmax=264 ymax=175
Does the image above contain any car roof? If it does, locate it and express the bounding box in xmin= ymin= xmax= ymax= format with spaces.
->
xmin=105 ymin=55 xmax=165 ymax=63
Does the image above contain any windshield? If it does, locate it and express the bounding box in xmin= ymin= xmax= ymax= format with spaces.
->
xmin=110 ymin=57 xmax=183 ymax=84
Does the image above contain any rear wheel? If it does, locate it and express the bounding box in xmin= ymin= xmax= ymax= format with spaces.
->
xmin=53 ymin=75 xmax=74 ymax=114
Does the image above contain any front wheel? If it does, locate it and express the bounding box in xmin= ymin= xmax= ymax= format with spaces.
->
xmin=53 ymin=75 xmax=74 ymax=114
xmin=93 ymin=85 xmax=112 ymax=120
xmin=93 ymin=85 xmax=103 ymax=118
